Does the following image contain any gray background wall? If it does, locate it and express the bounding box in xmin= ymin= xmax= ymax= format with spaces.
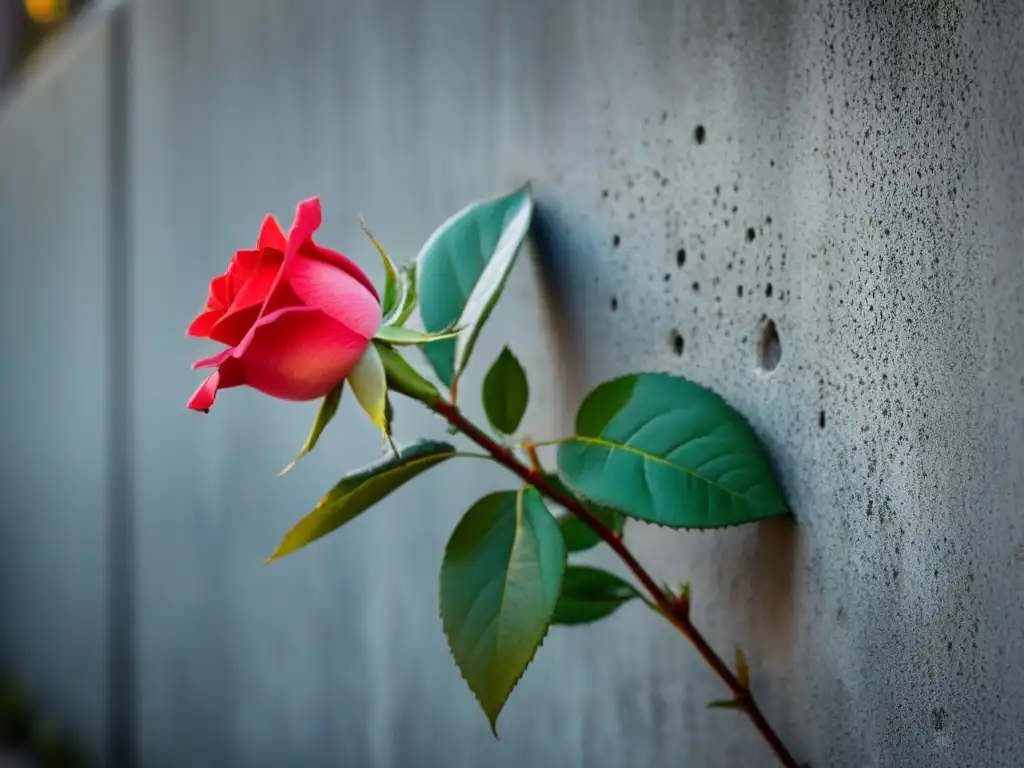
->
xmin=1 ymin=1 xmax=1022 ymax=766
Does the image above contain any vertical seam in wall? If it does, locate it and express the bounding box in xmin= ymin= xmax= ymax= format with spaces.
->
xmin=106 ymin=4 xmax=134 ymax=767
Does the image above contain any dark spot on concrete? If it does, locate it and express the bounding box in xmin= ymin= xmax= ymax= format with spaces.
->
xmin=818 ymin=410 xmax=826 ymax=429
xmin=670 ymin=330 xmax=684 ymax=356
xmin=737 ymin=285 xmax=744 ymax=297
xmin=757 ymin=317 xmax=781 ymax=373
xmin=610 ymin=296 xmax=618 ymax=311
xmin=746 ymin=227 xmax=756 ymax=242
xmin=691 ymin=281 xmax=700 ymax=292
xmin=694 ymin=125 xmax=706 ymax=144
xmin=663 ymin=273 xmax=671 ymax=282
xmin=676 ymin=248 xmax=686 ymax=267
xmin=766 ymin=283 xmax=774 ymax=298
xmin=932 ymin=707 xmax=947 ymax=732
xmin=601 ymin=189 xmax=609 ymax=199
xmin=612 ymin=234 xmax=621 ymax=248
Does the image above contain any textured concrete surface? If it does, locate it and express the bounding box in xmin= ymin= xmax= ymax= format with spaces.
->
xmin=0 ymin=16 xmax=111 ymax=764
xmin=3 ymin=0 xmax=1024 ymax=766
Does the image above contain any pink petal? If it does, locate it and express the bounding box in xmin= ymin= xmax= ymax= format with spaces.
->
xmin=257 ymin=214 xmax=287 ymax=252
xmin=187 ymin=309 xmax=223 ymax=338
xmin=236 ymin=306 xmax=371 ymax=401
xmin=234 ymin=248 xmax=261 ymax=272
xmin=286 ymin=250 xmax=382 ymax=340
xmin=208 ymin=274 xmax=230 ymax=310
xmin=226 ymin=250 xmax=281 ymax=314
xmin=208 ymin=305 xmax=260 ymax=347
xmin=222 ymin=198 xmax=325 ymax=362
xmin=186 ymin=358 xmax=245 ymax=412
xmin=188 ymin=372 xmax=222 ymax=412
xmin=310 ymin=243 xmax=380 ymax=302
xmin=192 ymin=346 xmax=234 ymax=371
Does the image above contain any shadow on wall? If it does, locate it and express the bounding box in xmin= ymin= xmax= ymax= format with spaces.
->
xmin=532 ymin=193 xmax=803 ymax=667
xmin=529 ymin=197 xmax=591 ymax=405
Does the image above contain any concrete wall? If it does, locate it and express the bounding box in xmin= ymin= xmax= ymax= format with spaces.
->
xmin=2 ymin=0 xmax=1023 ymax=766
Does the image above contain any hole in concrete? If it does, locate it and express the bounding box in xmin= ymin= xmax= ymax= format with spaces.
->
xmin=691 ymin=281 xmax=700 ymax=292
xmin=695 ymin=125 xmax=706 ymax=144
xmin=746 ymin=227 xmax=756 ymax=242
xmin=765 ymin=283 xmax=774 ymax=298
xmin=676 ymin=248 xmax=686 ymax=266
xmin=610 ymin=296 xmax=618 ymax=312
xmin=670 ymin=330 xmax=684 ymax=356
xmin=612 ymin=234 xmax=621 ymax=248
xmin=737 ymin=285 xmax=744 ymax=298
xmin=757 ymin=317 xmax=781 ymax=373
xmin=818 ymin=410 xmax=826 ymax=429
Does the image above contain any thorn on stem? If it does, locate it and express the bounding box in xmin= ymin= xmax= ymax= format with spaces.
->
xmin=735 ymin=648 xmax=749 ymax=691
xmin=671 ymin=582 xmax=691 ymax=618
xmin=523 ymin=440 xmax=542 ymax=473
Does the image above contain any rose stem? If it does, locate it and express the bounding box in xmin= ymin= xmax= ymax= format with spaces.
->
xmin=431 ymin=399 xmax=799 ymax=768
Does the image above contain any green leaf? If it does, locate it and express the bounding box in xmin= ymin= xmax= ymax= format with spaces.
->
xmin=540 ymin=473 xmax=625 ymax=553
xmin=557 ymin=373 xmax=789 ymax=528
xmin=551 ymin=566 xmax=639 ymax=626
xmin=481 ymin=347 xmax=528 ymax=435
xmin=375 ymin=341 xmax=441 ymax=405
xmin=417 ymin=186 xmax=533 ymax=388
xmin=393 ymin=263 xmax=418 ymax=326
xmin=374 ymin=325 xmax=462 ymax=346
xmin=360 ymin=217 xmax=404 ymax=322
xmin=347 ymin=343 xmax=389 ymax=434
xmin=279 ymin=383 xmax=344 ymax=475
xmin=440 ymin=488 xmax=565 ymax=733
xmin=707 ymin=699 xmax=744 ymax=710
xmin=267 ymin=440 xmax=457 ymax=561
xmin=557 ymin=505 xmax=625 ymax=553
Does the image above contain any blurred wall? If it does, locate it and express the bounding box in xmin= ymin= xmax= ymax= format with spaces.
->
xmin=2 ymin=1 xmax=1024 ymax=766
xmin=0 ymin=11 xmax=112 ymax=763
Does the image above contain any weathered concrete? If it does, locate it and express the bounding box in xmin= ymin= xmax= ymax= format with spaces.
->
xmin=1 ymin=0 xmax=1022 ymax=765
xmin=0 ymin=15 xmax=112 ymax=763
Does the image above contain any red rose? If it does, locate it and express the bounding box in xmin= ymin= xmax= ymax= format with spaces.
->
xmin=187 ymin=197 xmax=382 ymax=411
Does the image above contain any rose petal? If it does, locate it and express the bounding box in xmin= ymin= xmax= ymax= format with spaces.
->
xmin=257 ymin=214 xmax=287 ymax=252
xmin=234 ymin=248 xmax=261 ymax=272
xmin=208 ymin=305 xmax=261 ymax=347
xmin=208 ymin=274 xmax=230 ymax=310
xmin=223 ymin=198 xmax=324 ymax=362
xmin=308 ymin=243 xmax=380 ymax=302
xmin=286 ymin=250 xmax=382 ymax=340
xmin=187 ymin=309 xmax=223 ymax=339
xmin=236 ymin=306 xmax=371 ymax=401
xmin=227 ymin=249 xmax=282 ymax=314
xmin=192 ymin=346 xmax=234 ymax=371
xmin=186 ymin=358 xmax=245 ymax=412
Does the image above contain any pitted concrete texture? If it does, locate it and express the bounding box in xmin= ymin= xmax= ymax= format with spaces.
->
xmin=2 ymin=0 xmax=1023 ymax=766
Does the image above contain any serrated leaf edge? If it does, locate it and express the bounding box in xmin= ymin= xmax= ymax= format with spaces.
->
xmin=438 ymin=487 xmax=564 ymax=737
xmin=558 ymin=371 xmax=791 ymax=528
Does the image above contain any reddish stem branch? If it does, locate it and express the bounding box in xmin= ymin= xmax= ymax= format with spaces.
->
xmin=432 ymin=399 xmax=799 ymax=768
